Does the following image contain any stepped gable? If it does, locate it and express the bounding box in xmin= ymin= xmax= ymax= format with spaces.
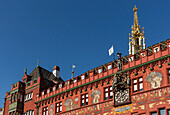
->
xmin=29 ymin=66 xmax=64 ymax=82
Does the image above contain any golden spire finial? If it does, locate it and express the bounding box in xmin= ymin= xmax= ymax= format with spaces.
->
xmin=133 ymin=5 xmax=139 ymax=27
xmin=133 ymin=5 xmax=138 ymax=12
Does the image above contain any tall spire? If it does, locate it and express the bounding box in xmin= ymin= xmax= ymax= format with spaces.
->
xmin=129 ymin=5 xmax=146 ymax=55
xmin=133 ymin=5 xmax=139 ymax=28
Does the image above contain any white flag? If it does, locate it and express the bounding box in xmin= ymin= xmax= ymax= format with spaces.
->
xmin=109 ymin=45 xmax=114 ymax=56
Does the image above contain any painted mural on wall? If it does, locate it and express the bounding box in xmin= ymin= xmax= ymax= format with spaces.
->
xmin=90 ymin=89 xmax=101 ymax=104
xmin=38 ymin=108 xmax=41 ymax=115
xmin=49 ymin=104 xmax=54 ymax=115
xmin=146 ymin=71 xmax=162 ymax=89
xmin=64 ymin=98 xmax=79 ymax=111
xmin=60 ymin=101 xmax=113 ymax=115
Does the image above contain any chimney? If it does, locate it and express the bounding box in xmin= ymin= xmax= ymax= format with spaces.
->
xmin=53 ymin=66 xmax=60 ymax=78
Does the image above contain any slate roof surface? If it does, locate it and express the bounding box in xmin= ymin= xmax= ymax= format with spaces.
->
xmin=29 ymin=66 xmax=64 ymax=83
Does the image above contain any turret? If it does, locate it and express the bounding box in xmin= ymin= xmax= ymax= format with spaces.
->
xmin=53 ymin=66 xmax=60 ymax=78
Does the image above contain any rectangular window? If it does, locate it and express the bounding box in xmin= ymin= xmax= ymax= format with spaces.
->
xmin=56 ymin=102 xmax=62 ymax=113
xmin=168 ymin=69 xmax=170 ymax=84
xmin=25 ymin=92 xmax=33 ymax=102
xmin=168 ymin=109 xmax=170 ymax=115
xmin=151 ymin=112 xmax=157 ymax=115
xmin=139 ymin=78 xmax=143 ymax=91
xmin=133 ymin=77 xmax=143 ymax=93
xmin=81 ymin=94 xmax=88 ymax=106
xmin=159 ymin=108 xmax=165 ymax=115
xmin=98 ymin=69 xmax=102 ymax=73
xmin=32 ymin=110 xmax=34 ymax=115
xmin=104 ymin=86 xmax=113 ymax=100
xmin=43 ymin=107 xmax=48 ymax=115
xmin=108 ymin=65 xmax=112 ymax=70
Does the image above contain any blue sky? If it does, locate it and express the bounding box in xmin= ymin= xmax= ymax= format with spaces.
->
xmin=0 ymin=0 xmax=170 ymax=107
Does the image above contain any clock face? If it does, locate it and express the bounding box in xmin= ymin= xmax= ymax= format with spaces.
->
xmin=115 ymin=90 xmax=129 ymax=103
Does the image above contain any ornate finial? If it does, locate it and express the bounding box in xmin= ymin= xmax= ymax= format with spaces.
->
xmin=37 ymin=60 xmax=40 ymax=67
xmin=133 ymin=5 xmax=138 ymax=12
xmin=24 ymin=68 xmax=27 ymax=74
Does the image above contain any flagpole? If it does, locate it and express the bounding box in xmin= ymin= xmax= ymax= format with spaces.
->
xmin=112 ymin=45 xmax=115 ymax=61
xmin=72 ymin=67 xmax=74 ymax=80
xmin=113 ymin=52 xmax=115 ymax=61
xmin=72 ymin=65 xmax=75 ymax=80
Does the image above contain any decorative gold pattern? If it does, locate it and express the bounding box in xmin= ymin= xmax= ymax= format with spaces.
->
xmin=149 ymin=103 xmax=155 ymax=108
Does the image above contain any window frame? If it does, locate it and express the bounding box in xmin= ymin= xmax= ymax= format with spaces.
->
xmin=104 ymin=86 xmax=113 ymax=100
xmin=42 ymin=106 xmax=48 ymax=115
xmin=159 ymin=108 xmax=165 ymax=115
xmin=56 ymin=102 xmax=62 ymax=113
xmin=149 ymin=107 xmax=167 ymax=115
xmin=132 ymin=77 xmax=143 ymax=93
xmin=81 ymin=93 xmax=88 ymax=106
xmin=167 ymin=68 xmax=170 ymax=84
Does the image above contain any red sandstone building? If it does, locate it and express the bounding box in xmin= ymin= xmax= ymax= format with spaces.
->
xmin=3 ymin=6 xmax=170 ymax=115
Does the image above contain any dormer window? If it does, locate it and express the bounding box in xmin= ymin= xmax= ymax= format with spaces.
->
xmin=98 ymin=69 xmax=102 ymax=73
xmin=53 ymin=87 xmax=56 ymax=91
xmin=47 ymin=89 xmax=50 ymax=93
xmin=59 ymin=84 xmax=62 ymax=88
xmin=67 ymin=81 xmax=70 ymax=85
xmin=108 ymin=65 xmax=112 ymax=70
xmin=74 ymin=79 xmax=77 ymax=83
xmin=81 ymin=75 xmax=85 ymax=80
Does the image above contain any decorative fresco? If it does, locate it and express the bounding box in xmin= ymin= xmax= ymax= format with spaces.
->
xmin=146 ymin=71 xmax=162 ymax=89
xmin=64 ymin=98 xmax=79 ymax=111
xmin=38 ymin=108 xmax=41 ymax=115
xmin=49 ymin=104 xmax=54 ymax=115
xmin=75 ymin=97 xmax=79 ymax=102
xmin=90 ymin=89 xmax=101 ymax=104
xmin=132 ymin=87 xmax=170 ymax=103
xmin=60 ymin=101 xmax=112 ymax=115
